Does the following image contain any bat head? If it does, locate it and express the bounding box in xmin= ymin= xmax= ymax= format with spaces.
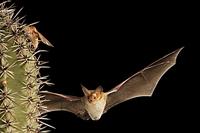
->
xmin=81 ymin=85 xmax=107 ymax=120
xmin=81 ymin=85 xmax=104 ymax=103
xmin=24 ymin=26 xmax=37 ymax=35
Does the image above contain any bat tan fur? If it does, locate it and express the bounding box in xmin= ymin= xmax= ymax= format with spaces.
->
xmin=87 ymin=90 xmax=104 ymax=103
xmin=24 ymin=26 xmax=53 ymax=49
xmin=41 ymin=47 xmax=183 ymax=120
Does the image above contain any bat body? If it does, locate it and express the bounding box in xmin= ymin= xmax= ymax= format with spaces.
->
xmin=24 ymin=26 xmax=54 ymax=49
xmin=40 ymin=47 xmax=183 ymax=120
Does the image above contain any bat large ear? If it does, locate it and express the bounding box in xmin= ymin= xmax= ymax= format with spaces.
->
xmin=96 ymin=86 xmax=103 ymax=92
xmin=81 ymin=84 xmax=91 ymax=96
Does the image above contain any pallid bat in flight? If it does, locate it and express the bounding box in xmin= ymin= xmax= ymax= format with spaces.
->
xmin=24 ymin=26 xmax=54 ymax=49
xmin=40 ymin=47 xmax=183 ymax=120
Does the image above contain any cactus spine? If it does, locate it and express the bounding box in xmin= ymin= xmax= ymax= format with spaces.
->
xmin=0 ymin=1 xmax=51 ymax=132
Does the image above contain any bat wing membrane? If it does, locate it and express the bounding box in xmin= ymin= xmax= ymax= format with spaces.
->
xmin=38 ymin=32 xmax=54 ymax=47
xmin=104 ymin=47 xmax=183 ymax=113
xmin=40 ymin=91 xmax=90 ymax=120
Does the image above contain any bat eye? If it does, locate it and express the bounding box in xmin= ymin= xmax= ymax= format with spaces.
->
xmin=88 ymin=97 xmax=92 ymax=102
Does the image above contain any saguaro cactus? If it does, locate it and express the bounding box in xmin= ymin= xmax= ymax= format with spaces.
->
xmin=0 ymin=1 xmax=52 ymax=132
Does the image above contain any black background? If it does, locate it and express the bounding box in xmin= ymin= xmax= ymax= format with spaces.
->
xmin=6 ymin=0 xmax=198 ymax=132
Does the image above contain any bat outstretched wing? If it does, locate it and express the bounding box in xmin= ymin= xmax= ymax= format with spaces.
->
xmin=105 ymin=47 xmax=183 ymax=112
xmin=40 ymin=91 xmax=90 ymax=120
xmin=38 ymin=32 xmax=54 ymax=47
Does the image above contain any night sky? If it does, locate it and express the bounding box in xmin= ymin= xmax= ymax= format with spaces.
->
xmin=5 ymin=0 xmax=198 ymax=132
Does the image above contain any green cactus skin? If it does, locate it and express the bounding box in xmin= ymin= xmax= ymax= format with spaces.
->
xmin=0 ymin=1 xmax=52 ymax=132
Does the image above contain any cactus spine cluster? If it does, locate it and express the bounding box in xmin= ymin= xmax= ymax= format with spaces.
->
xmin=0 ymin=1 xmax=52 ymax=132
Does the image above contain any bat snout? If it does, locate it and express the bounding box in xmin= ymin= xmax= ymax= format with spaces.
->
xmin=87 ymin=92 xmax=103 ymax=103
xmin=88 ymin=95 xmax=97 ymax=103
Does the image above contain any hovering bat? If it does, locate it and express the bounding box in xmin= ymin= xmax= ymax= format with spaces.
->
xmin=40 ymin=47 xmax=183 ymax=120
xmin=24 ymin=26 xmax=54 ymax=49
